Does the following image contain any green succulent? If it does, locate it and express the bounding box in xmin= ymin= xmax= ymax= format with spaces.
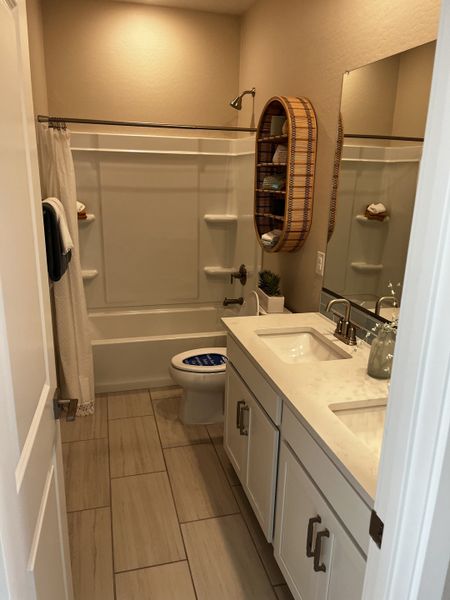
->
xmin=258 ymin=270 xmax=281 ymax=296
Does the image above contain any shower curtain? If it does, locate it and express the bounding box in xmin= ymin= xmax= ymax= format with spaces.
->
xmin=38 ymin=124 xmax=95 ymax=416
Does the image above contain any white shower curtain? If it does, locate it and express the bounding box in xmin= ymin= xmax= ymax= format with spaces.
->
xmin=38 ymin=124 xmax=95 ymax=416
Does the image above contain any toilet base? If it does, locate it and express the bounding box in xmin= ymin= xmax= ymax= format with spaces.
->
xmin=180 ymin=388 xmax=224 ymax=425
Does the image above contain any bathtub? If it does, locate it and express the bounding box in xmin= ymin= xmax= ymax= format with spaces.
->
xmin=90 ymin=306 xmax=227 ymax=393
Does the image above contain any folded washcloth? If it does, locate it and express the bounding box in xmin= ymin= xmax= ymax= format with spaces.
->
xmin=42 ymin=197 xmax=73 ymax=255
xmin=367 ymin=203 xmax=387 ymax=215
xmin=261 ymin=229 xmax=282 ymax=247
xmin=77 ymin=201 xmax=86 ymax=213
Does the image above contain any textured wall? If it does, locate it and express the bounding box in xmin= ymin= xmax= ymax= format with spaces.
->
xmin=41 ymin=0 xmax=241 ymax=128
xmin=238 ymin=0 xmax=440 ymax=312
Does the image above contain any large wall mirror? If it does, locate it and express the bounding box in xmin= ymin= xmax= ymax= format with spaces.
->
xmin=323 ymin=41 xmax=436 ymax=321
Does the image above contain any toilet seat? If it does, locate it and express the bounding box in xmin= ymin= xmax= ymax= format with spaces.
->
xmin=171 ymin=347 xmax=227 ymax=374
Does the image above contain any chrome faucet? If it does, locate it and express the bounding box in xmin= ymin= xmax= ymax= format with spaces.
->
xmin=375 ymin=295 xmax=397 ymax=315
xmin=325 ymin=298 xmax=357 ymax=346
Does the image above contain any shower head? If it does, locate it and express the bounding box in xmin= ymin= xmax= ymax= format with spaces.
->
xmin=229 ymin=87 xmax=256 ymax=110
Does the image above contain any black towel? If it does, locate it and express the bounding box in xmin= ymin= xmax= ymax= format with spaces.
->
xmin=42 ymin=203 xmax=72 ymax=282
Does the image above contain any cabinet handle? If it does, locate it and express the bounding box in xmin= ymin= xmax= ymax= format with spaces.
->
xmin=236 ymin=400 xmax=245 ymax=429
xmin=313 ymin=528 xmax=330 ymax=572
xmin=306 ymin=516 xmax=321 ymax=557
xmin=239 ymin=404 xmax=249 ymax=436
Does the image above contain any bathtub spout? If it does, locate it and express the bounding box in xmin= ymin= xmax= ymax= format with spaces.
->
xmin=223 ymin=297 xmax=244 ymax=306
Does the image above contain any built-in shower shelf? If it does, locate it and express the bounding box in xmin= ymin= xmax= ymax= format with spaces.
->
xmin=78 ymin=213 xmax=96 ymax=223
xmin=350 ymin=262 xmax=383 ymax=273
xmin=204 ymin=266 xmax=235 ymax=277
xmin=81 ymin=269 xmax=99 ymax=280
xmin=203 ymin=214 xmax=238 ymax=224
xmin=355 ymin=214 xmax=390 ymax=223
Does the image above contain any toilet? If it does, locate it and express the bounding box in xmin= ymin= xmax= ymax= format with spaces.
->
xmin=169 ymin=291 xmax=259 ymax=424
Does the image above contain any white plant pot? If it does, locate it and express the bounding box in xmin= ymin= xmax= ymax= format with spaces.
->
xmin=257 ymin=288 xmax=284 ymax=313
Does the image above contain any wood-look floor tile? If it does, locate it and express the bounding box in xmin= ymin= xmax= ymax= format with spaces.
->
xmin=63 ymin=439 xmax=110 ymax=511
xmin=67 ymin=508 xmax=114 ymax=600
xmin=164 ymin=443 xmax=238 ymax=522
xmin=108 ymin=389 xmax=153 ymax=420
xmin=150 ymin=386 xmax=182 ymax=400
xmin=232 ymin=485 xmax=285 ymax=585
xmin=112 ymin=472 xmax=185 ymax=572
xmin=153 ymin=396 xmax=209 ymax=448
xmin=207 ymin=424 xmax=240 ymax=486
xmin=274 ymin=584 xmax=295 ymax=600
xmin=109 ymin=416 xmax=165 ymax=478
xmin=61 ymin=395 xmax=108 ymax=443
xmin=182 ymin=514 xmax=276 ymax=600
xmin=115 ymin=562 xmax=196 ymax=600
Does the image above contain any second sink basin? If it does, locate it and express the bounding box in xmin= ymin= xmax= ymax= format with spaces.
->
xmin=256 ymin=327 xmax=352 ymax=364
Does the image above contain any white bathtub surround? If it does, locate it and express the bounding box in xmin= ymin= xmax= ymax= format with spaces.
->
xmin=73 ymin=132 xmax=259 ymax=310
xmin=90 ymin=306 xmax=226 ymax=393
xmin=38 ymin=124 xmax=95 ymax=415
xmin=222 ymin=312 xmax=389 ymax=504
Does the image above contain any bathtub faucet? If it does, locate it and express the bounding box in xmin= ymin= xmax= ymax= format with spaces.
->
xmin=223 ymin=297 xmax=244 ymax=306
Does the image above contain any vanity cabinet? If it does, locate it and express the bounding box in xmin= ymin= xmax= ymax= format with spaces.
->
xmin=224 ymin=363 xmax=279 ymax=541
xmin=274 ymin=441 xmax=366 ymax=600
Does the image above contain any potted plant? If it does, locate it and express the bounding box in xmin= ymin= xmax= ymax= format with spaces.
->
xmin=257 ymin=270 xmax=284 ymax=313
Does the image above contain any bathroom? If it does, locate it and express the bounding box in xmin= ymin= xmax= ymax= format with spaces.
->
xmin=1 ymin=0 xmax=449 ymax=599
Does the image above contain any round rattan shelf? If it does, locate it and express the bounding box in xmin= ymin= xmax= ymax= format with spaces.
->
xmin=254 ymin=96 xmax=317 ymax=252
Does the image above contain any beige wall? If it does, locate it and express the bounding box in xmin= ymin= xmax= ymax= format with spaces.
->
xmin=26 ymin=0 xmax=48 ymax=114
xmin=41 ymin=0 xmax=241 ymax=128
xmin=238 ymin=0 xmax=440 ymax=312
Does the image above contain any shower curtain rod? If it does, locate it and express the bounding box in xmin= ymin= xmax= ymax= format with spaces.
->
xmin=37 ymin=115 xmax=257 ymax=133
xmin=344 ymin=133 xmax=424 ymax=142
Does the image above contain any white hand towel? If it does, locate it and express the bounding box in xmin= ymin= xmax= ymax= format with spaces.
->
xmin=76 ymin=201 xmax=86 ymax=213
xmin=43 ymin=197 xmax=74 ymax=254
xmin=367 ymin=202 xmax=387 ymax=215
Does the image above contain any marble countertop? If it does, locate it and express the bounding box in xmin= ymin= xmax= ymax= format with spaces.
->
xmin=222 ymin=312 xmax=389 ymax=506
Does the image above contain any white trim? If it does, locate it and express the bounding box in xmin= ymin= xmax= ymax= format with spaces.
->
xmin=363 ymin=2 xmax=450 ymax=598
xmin=71 ymin=147 xmax=255 ymax=157
xmin=14 ymin=383 xmax=51 ymax=492
xmin=26 ymin=465 xmax=54 ymax=571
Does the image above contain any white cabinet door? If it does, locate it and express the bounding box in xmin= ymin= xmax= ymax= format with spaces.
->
xmin=224 ymin=363 xmax=252 ymax=483
xmin=245 ymin=393 xmax=279 ymax=542
xmin=274 ymin=442 xmax=366 ymax=600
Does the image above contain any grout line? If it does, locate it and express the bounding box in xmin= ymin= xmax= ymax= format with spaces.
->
xmin=179 ymin=511 xmax=241 ymax=525
xmin=150 ymin=392 xmax=199 ymax=600
xmin=160 ymin=438 xmax=211 ymax=451
xmin=67 ymin=504 xmax=110 ymax=514
xmin=114 ymin=558 xmax=190 ymax=576
xmin=110 ymin=469 xmax=167 ymax=481
xmin=61 ymin=434 xmax=108 ymax=444
xmin=107 ymin=413 xmax=154 ymax=421
xmin=106 ymin=395 xmax=118 ymax=600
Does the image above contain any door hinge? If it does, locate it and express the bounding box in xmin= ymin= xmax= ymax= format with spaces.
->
xmin=369 ymin=510 xmax=384 ymax=548
xmin=53 ymin=389 xmax=78 ymax=422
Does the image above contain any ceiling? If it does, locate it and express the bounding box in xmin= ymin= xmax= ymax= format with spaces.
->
xmin=113 ymin=0 xmax=257 ymax=15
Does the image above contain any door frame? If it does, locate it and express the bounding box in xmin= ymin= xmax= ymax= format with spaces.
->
xmin=363 ymin=1 xmax=450 ymax=597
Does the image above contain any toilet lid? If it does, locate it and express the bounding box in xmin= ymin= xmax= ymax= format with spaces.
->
xmin=171 ymin=347 xmax=228 ymax=373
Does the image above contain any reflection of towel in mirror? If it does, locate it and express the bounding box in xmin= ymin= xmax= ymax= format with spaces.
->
xmin=365 ymin=202 xmax=388 ymax=221
xmin=43 ymin=197 xmax=74 ymax=254
xmin=367 ymin=202 xmax=387 ymax=215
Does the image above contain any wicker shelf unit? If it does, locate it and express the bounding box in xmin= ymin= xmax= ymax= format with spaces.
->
xmin=254 ymin=96 xmax=317 ymax=252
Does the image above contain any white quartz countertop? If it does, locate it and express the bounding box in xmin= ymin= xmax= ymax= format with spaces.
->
xmin=222 ymin=312 xmax=389 ymax=506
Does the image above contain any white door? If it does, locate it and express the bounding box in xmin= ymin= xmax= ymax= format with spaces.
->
xmin=0 ymin=1 xmax=72 ymax=599
xmin=224 ymin=364 xmax=250 ymax=482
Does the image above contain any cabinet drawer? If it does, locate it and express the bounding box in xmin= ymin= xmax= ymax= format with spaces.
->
xmin=228 ymin=335 xmax=282 ymax=425
xmin=282 ymin=406 xmax=371 ymax=555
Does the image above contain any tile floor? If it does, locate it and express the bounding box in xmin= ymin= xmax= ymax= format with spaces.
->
xmin=61 ymin=387 xmax=294 ymax=600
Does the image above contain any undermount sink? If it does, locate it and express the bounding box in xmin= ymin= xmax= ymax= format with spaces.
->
xmin=256 ymin=327 xmax=352 ymax=364
xmin=330 ymin=398 xmax=387 ymax=457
